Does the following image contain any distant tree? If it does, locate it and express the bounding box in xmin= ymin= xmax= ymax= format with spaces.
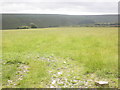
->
xmin=17 ymin=26 xmax=29 ymax=29
xmin=30 ymin=23 xmax=37 ymax=28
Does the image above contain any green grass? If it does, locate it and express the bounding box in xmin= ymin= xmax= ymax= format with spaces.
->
xmin=0 ymin=30 xmax=2 ymax=89
xmin=2 ymin=27 xmax=118 ymax=88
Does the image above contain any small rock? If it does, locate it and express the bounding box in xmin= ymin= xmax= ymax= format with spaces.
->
xmin=58 ymin=72 xmax=62 ymax=75
xmin=95 ymin=81 xmax=109 ymax=87
xmin=18 ymin=77 xmax=23 ymax=80
xmin=50 ymin=86 xmax=54 ymax=88
xmin=23 ymin=70 xmax=26 ymax=72
xmin=14 ymin=83 xmax=17 ymax=86
xmin=52 ymin=80 xmax=56 ymax=84
xmin=49 ymin=56 xmax=53 ymax=58
xmin=54 ymin=65 xmax=56 ymax=67
xmin=57 ymin=68 xmax=61 ymax=70
xmin=49 ymin=71 xmax=52 ymax=73
xmin=63 ymin=61 xmax=66 ymax=64
xmin=8 ymin=80 xmax=13 ymax=83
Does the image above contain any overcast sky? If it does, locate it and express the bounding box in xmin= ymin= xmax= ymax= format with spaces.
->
xmin=0 ymin=0 xmax=119 ymax=15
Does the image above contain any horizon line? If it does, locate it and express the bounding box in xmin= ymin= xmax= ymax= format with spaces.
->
xmin=0 ymin=13 xmax=118 ymax=16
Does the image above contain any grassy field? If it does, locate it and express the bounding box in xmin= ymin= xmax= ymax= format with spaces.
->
xmin=2 ymin=27 xmax=118 ymax=88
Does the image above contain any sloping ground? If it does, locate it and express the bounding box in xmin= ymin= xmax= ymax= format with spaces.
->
xmin=36 ymin=56 xmax=118 ymax=88
xmin=2 ymin=27 xmax=118 ymax=88
xmin=2 ymin=14 xmax=117 ymax=29
xmin=2 ymin=55 xmax=118 ymax=88
xmin=4 ymin=64 xmax=29 ymax=87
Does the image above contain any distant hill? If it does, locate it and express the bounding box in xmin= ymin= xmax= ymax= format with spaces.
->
xmin=2 ymin=14 xmax=118 ymax=29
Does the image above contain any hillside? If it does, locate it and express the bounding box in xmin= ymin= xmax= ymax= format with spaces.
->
xmin=2 ymin=14 xmax=118 ymax=29
xmin=2 ymin=27 xmax=118 ymax=88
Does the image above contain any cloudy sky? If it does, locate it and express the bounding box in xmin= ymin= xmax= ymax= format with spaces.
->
xmin=0 ymin=0 xmax=119 ymax=15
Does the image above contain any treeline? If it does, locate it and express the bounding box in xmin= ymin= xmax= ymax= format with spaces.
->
xmin=17 ymin=23 xmax=37 ymax=29
xmin=17 ymin=23 xmax=119 ymax=29
xmin=2 ymin=14 xmax=118 ymax=29
xmin=94 ymin=23 xmax=119 ymax=27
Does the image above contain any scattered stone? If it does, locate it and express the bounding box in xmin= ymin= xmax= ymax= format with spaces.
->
xmin=50 ymin=86 xmax=54 ymax=88
xmin=63 ymin=61 xmax=66 ymax=64
xmin=5 ymin=64 xmax=30 ymax=87
xmin=8 ymin=80 xmax=13 ymax=83
xmin=49 ymin=56 xmax=53 ymax=58
xmin=58 ymin=72 xmax=62 ymax=75
xmin=33 ymin=56 xmax=111 ymax=88
xmin=57 ymin=68 xmax=61 ymax=70
xmin=18 ymin=77 xmax=23 ymax=80
xmin=13 ymin=83 xmax=17 ymax=86
xmin=64 ymin=67 xmax=67 ymax=69
xmin=52 ymin=80 xmax=56 ymax=84
xmin=49 ymin=71 xmax=52 ymax=73
xmin=95 ymin=81 xmax=109 ymax=87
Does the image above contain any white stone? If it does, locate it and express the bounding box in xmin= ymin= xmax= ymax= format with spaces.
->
xmin=52 ymin=80 xmax=56 ymax=84
xmin=58 ymin=72 xmax=62 ymax=75
xmin=50 ymin=86 xmax=54 ymax=88
xmin=8 ymin=80 xmax=13 ymax=83
xmin=95 ymin=81 xmax=109 ymax=85
xmin=63 ymin=61 xmax=66 ymax=64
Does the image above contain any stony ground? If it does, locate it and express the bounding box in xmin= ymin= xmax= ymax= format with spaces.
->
xmin=2 ymin=27 xmax=118 ymax=88
xmin=34 ymin=56 xmax=117 ymax=88
xmin=3 ymin=55 xmax=118 ymax=88
xmin=4 ymin=64 xmax=30 ymax=88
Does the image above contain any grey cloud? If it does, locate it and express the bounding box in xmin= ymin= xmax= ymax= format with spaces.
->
xmin=1 ymin=1 xmax=118 ymax=14
xmin=1 ymin=0 xmax=119 ymax=2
